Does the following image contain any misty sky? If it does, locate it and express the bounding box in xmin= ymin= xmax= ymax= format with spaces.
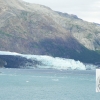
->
xmin=23 ymin=0 xmax=100 ymax=24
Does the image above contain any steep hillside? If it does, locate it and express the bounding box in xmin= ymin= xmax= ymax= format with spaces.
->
xmin=0 ymin=0 xmax=100 ymax=64
xmin=56 ymin=12 xmax=100 ymax=51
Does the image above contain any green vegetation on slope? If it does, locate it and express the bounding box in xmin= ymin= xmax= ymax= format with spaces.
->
xmin=38 ymin=38 xmax=100 ymax=64
xmin=0 ymin=30 xmax=11 ymax=37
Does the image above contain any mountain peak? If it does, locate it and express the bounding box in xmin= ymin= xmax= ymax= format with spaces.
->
xmin=0 ymin=0 xmax=25 ymax=10
xmin=0 ymin=0 xmax=100 ymax=64
xmin=0 ymin=0 xmax=21 ymax=6
xmin=0 ymin=0 xmax=52 ymax=13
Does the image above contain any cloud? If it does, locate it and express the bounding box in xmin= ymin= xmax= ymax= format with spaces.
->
xmin=23 ymin=0 xmax=100 ymax=23
xmin=92 ymin=1 xmax=100 ymax=8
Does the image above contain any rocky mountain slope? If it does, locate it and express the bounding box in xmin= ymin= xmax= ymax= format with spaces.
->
xmin=0 ymin=0 xmax=100 ymax=64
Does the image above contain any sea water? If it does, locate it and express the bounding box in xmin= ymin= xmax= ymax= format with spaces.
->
xmin=0 ymin=68 xmax=100 ymax=100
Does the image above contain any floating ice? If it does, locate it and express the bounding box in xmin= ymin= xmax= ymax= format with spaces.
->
xmin=26 ymin=81 xmax=29 ymax=83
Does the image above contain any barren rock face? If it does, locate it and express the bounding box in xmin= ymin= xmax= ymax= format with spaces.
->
xmin=0 ymin=0 xmax=100 ymax=64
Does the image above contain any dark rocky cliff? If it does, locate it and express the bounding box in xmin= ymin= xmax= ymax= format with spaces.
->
xmin=0 ymin=55 xmax=39 ymax=68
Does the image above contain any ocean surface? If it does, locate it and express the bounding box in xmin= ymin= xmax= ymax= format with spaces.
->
xmin=0 ymin=68 xmax=100 ymax=100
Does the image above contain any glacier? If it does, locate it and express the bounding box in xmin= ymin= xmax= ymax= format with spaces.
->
xmin=0 ymin=51 xmax=97 ymax=70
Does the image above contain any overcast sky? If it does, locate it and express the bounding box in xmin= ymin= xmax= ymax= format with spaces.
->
xmin=23 ymin=0 xmax=100 ymax=24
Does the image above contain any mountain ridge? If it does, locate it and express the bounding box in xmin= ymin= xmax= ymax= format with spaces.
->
xmin=0 ymin=0 xmax=100 ymax=64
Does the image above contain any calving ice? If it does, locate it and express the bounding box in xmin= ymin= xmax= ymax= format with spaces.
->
xmin=0 ymin=0 xmax=100 ymax=66
xmin=0 ymin=51 xmax=97 ymax=70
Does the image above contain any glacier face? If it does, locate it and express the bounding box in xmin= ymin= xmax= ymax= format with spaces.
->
xmin=23 ymin=55 xmax=86 ymax=70
xmin=0 ymin=51 xmax=21 ymax=55
xmin=0 ymin=51 xmax=97 ymax=70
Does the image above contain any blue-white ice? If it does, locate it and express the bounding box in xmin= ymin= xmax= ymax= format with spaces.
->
xmin=0 ymin=51 xmax=99 ymax=100
xmin=0 ymin=51 xmax=97 ymax=70
xmin=0 ymin=51 xmax=20 ymax=55
xmin=23 ymin=55 xmax=86 ymax=70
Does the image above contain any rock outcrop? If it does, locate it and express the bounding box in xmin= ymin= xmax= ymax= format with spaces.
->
xmin=0 ymin=0 xmax=100 ymax=64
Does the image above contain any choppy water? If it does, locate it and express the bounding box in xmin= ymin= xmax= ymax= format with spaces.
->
xmin=0 ymin=68 xmax=100 ymax=100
